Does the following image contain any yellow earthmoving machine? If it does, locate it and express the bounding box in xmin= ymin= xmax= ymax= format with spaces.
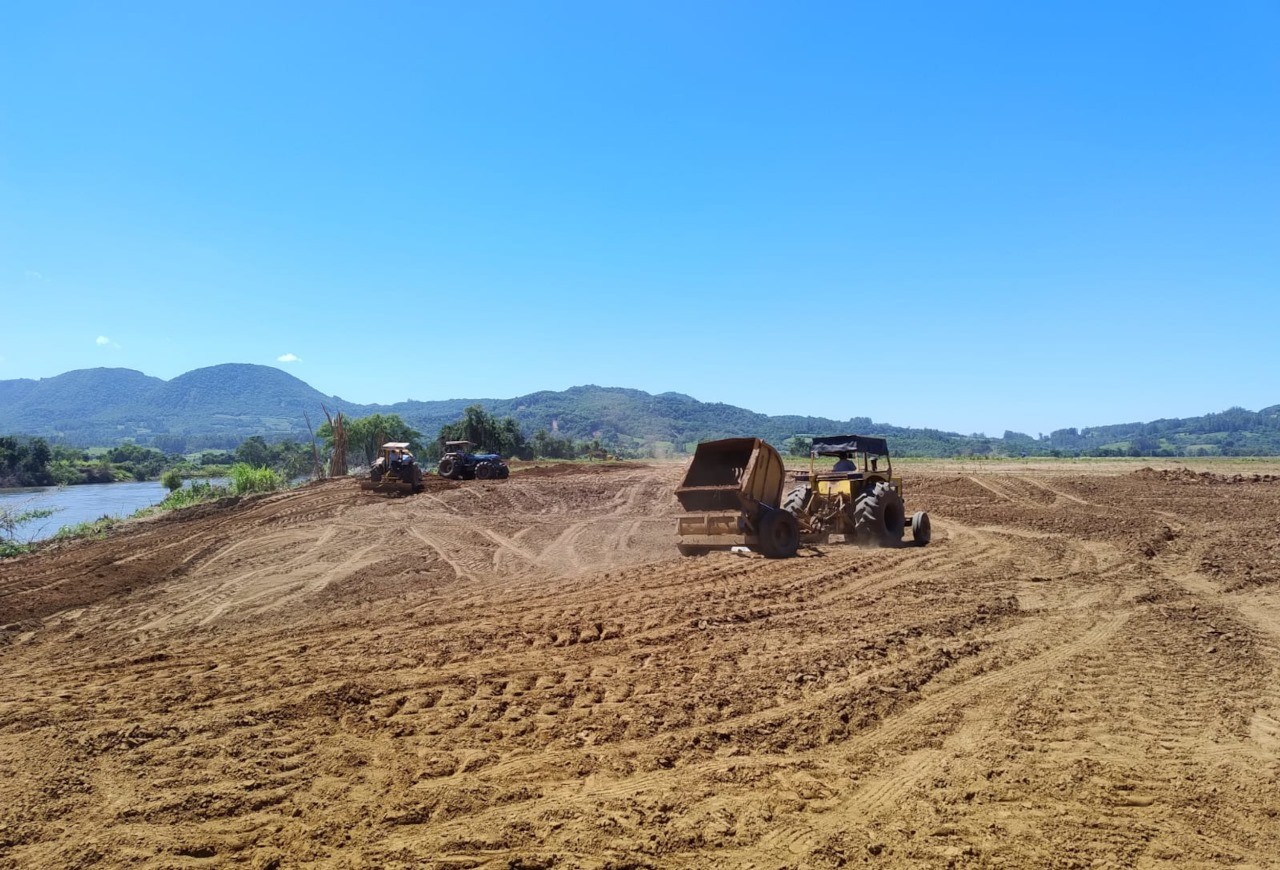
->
xmin=675 ymin=435 xmax=930 ymax=557
xmin=782 ymin=434 xmax=930 ymax=546
xmin=360 ymin=442 xmax=425 ymax=495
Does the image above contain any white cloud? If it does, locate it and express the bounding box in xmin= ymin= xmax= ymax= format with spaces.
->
xmin=96 ymin=336 xmax=110 ymax=346
xmin=277 ymin=353 xmax=300 ymax=363
xmin=25 ymin=270 xmax=45 ymax=281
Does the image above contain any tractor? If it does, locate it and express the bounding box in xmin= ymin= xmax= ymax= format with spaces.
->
xmin=360 ymin=442 xmax=426 ymax=495
xmin=783 ymin=434 xmax=931 ymax=547
xmin=436 ymin=440 xmax=510 ymax=481
xmin=674 ymin=435 xmax=930 ymax=557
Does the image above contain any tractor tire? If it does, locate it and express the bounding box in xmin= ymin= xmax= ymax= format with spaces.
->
xmin=854 ymin=482 xmax=906 ymax=546
xmin=437 ymin=456 xmax=459 ymax=479
xmin=781 ymin=484 xmax=811 ymax=516
xmin=370 ymin=466 xmax=384 ymax=483
xmin=758 ymin=509 xmax=800 ymax=559
xmin=911 ymin=511 xmax=932 ymax=546
xmin=497 ymin=465 xmax=510 ymax=479
xmin=476 ymin=462 xmax=495 ymax=480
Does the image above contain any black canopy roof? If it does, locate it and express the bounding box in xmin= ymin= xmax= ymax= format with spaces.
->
xmin=811 ymin=434 xmax=890 ymax=457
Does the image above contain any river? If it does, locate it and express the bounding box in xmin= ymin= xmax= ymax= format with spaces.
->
xmin=0 ymin=480 xmax=205 ymax=542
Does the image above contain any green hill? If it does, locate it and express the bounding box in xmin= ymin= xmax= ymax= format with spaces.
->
xmin=0 ymin=364 xmax=1277 ymax=457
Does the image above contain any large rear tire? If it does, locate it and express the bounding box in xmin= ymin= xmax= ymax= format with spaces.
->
xmin=758 ymin=509 xmax=800 ymax=559
xmin=437 ymin=456 xmax=459 ymax=479
xmin=781 ymin=484 xmax=811 ymax=515
xmin=854 ymin=482 xmax=906 ymax=546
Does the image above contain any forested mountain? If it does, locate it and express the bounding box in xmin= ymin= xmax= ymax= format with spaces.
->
xmin=1 ymin=364 xmax=1277 ymax=457
xmin=0 ymin=365 xmax=363 ymax=449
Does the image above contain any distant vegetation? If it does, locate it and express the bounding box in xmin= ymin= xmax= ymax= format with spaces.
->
xmin=1 ymin=364 xmax=1278 ymax=459
xmin=315 ymin=406 xmax=610 ymax=469
xmin=317 ymin=414 xmax=425 ymax=466
xmin=435 ymin=405 xmax=608 ymax=461
xmin=0 ymin=434 xmax=316 ymax=488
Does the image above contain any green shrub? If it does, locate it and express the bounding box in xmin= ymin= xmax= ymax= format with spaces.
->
xmin=155 ymin=480 xmax=232 ymax=510
xmin=161 ymin=468 xmax=184 ymax=492
xmin=0 ymin=540 xmax=32 ymax=558
xmin=229 ymin=463 xmax=282 ymax=495
xmin=52 ymin=517 xmax=118 ymax=541
xmin=48 ymin=460 xmax=84 ymax=486
xmin=0 ymin=504 xmax=58 ymax=557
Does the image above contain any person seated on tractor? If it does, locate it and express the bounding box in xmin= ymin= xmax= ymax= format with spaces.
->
xmin=832 ymin=452 xmax=855 ymax=472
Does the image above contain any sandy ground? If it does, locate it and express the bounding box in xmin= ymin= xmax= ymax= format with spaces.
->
xmin=2 ymin=461 xmax=1279 ymax=868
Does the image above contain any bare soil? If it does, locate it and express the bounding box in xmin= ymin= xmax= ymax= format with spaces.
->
xmin=2 ymin=462 xmax=1279 ymax=868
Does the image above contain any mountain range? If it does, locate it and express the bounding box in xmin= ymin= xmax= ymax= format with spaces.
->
xmin=1 ymin=364 xmax=1277 ymax=457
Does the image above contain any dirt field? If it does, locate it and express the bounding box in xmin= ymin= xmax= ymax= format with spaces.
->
xmin=3 ymin=461 xmax=1280 ymax=868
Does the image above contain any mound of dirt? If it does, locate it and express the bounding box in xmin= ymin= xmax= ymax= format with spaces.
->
xmin=1130 ymin=466 xmax=1280 ymax=485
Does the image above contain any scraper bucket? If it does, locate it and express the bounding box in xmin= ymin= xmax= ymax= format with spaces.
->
xmin=675 ymin=438 xmax=786 ymax=513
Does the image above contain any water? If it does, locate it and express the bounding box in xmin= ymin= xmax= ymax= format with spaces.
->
xmin=0 ymin=480 xmax=190 ymax=542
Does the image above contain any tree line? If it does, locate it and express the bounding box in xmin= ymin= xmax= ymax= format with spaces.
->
xmin=0 ymin=434 xmax=317 ymax=488
xmin=315 ymin=405 xmax=612 ymax=470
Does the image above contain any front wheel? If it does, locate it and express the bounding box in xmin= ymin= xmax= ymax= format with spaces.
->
xmin=476 ymin=462 xmax=495 ymax=480
xmin=757 ymin=509 xmax=799 ymax=559
xmin=911 ymin=511 xmax=932 ymax=546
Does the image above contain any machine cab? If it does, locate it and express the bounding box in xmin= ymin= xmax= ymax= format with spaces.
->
xmin=808 ymin=434 xmax=895 ymax=497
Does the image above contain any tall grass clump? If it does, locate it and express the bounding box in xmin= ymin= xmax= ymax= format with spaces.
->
xmin=155 ymin=479 xmax=233 ymax=511
xmin=229 ymin=463 xmax=282 ymax=495
xmin=52 ymin=517 xmax=119 ymax=542
xmin=0 ymin=504 xmax=59 ymax=557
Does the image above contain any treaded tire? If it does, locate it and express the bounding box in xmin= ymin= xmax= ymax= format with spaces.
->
xmin=781 ymin=484 xmax=811 ymax=516
xmin=758 ymin=509 xmax=800 ymax=559
xmin=911 ymin=511 xmax=932 ymax=546
xmin=476 ymin=462 xmax=495 ymax=480
xmin=437 ymin=456 xmax=459 ymax=479
xmin=854 ymin=482 xmax=906 ymax=546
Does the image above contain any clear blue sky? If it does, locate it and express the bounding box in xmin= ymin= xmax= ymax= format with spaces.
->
xmin=2 ymin=1 xmax=1276 ymax=437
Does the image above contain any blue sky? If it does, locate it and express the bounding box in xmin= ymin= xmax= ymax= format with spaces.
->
xmin=2 ymin=1 xmax=1276 ymax=437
